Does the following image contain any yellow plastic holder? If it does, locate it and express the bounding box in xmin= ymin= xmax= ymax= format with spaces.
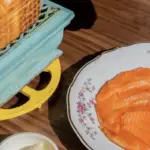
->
xmin=0 ymin=59 xmax=61 ymax=120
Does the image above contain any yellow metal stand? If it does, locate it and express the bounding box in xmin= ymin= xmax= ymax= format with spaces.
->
xmin=0 ymin=59 xmax=61 ymax=120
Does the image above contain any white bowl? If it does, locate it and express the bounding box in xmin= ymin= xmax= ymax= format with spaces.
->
xmin=0 ymin=132 xmax=58 ymax=150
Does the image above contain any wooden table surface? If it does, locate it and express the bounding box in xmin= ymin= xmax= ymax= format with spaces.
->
xmin=1 ymin=0 xmax=150 ymax=149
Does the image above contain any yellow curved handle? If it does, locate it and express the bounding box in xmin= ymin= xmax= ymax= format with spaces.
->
xmin=0 ymin=59 xmax=61 ymax=120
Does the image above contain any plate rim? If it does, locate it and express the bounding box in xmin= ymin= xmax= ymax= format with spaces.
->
xmin=66 ymin=47 xmax=119 ymax=150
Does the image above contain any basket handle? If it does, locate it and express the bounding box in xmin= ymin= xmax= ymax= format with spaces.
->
xmin=0 ymin=59 xmax=61 ymax=120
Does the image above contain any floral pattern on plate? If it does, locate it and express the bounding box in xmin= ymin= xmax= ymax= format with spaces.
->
xmin=76 ymin=78 xmax=98 ymax=140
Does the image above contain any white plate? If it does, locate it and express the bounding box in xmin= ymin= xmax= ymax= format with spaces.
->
xmin=0 ymin=132 xmax=58 ymax=150
xmin=67 ymin=43 xmax=150 ymax=150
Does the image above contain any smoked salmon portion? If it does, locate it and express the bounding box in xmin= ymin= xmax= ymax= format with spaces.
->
xmin=95 ymin=68 xmax=150 ymax=150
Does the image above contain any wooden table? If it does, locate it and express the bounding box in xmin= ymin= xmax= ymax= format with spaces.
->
xmin=1 ymin=0 xmax=150 ymax=149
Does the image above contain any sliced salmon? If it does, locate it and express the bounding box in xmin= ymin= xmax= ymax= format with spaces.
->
xmin=95 ymin=68 xmax=150 ymax=150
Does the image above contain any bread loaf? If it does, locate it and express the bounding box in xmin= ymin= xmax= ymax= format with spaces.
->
xmin=0 ymin=0 xmax=40 ymax=49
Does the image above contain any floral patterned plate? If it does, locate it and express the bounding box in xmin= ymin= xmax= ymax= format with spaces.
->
xmin=67 ymin=43 xmax=150 ymax=150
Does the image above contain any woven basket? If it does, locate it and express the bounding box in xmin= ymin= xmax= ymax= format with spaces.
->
xmin=0 ymin=0 xmax=40 ymax=50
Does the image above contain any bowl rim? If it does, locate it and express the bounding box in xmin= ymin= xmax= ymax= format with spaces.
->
xmin=0 ymin=132 xmax=58 ymax=150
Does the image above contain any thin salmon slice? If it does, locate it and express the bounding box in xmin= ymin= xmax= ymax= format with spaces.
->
xmin=101 ymin=127 xmax=149 ymax=150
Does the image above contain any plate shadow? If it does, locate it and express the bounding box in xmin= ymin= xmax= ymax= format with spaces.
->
xmin=51 ymin=0 xmax=97 ymax=31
